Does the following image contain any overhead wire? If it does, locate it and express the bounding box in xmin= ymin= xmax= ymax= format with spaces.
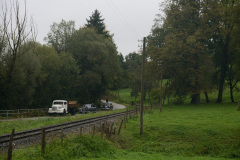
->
xmin=105 ymin=0 xmax=140 ymax=39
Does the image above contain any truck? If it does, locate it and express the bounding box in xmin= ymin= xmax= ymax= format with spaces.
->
xmin=48 ymin=100 xmax=80 ymax=116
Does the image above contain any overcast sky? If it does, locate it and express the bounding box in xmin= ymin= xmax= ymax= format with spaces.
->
xmin=2 ymin=0 xmax=164 ymax=56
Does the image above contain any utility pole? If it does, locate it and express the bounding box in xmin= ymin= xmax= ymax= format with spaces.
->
xmin=140 ymin=37 xmax=146 ymax=136
xmin=160 ymin=65 xmax=163 ymax=112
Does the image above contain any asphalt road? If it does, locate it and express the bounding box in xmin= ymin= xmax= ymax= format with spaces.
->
xmin=102 ymin=100 xmax=126 ymax=110
xmin=0 ymin=101 xmax=126 ymax=121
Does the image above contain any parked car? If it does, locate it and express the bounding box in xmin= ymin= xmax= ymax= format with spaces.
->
xmin=101 ymin=105 xmax=111 ymax=111
xmin=101 ymin=102 xmax=113 ymax=111
xmin=79 ymin=104 xmax=97 ymax=114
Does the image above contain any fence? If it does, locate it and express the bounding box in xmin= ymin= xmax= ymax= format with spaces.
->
xmin=0 ymin=108 xmax=48 ymax=118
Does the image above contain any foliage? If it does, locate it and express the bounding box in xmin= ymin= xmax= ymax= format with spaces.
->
xmin=68 ymin=28 xmax=119 ymax=104
xmin=85 ymin=9 xmax=112 ymax=40
xmin=44 ymin=19 xmax=75 ymax=53
xmin=124 ymin=52 xmax=142 ymax=102
xmin=32 ymin=44 xmax=79 ymax=107
xmin=146 ymin=0 xmax=240 ymax=104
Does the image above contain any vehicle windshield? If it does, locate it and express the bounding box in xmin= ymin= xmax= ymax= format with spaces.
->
xmin=53 ymin=102 xmax=63 ymax=105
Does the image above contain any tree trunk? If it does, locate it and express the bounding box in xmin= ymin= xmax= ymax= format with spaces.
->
xmin=191 ymin=94 xmax=200 ymax=104
xmin=229 ymin=82 xmax=235 ymax=103
xmin=217 ymin=36 xmax=230 ymax=103
xmin=204 ymin=92 xmax=210 ymax=103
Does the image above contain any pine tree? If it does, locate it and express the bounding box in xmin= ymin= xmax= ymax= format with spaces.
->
xmin=85 ymin=9 xmax=112 ymax=39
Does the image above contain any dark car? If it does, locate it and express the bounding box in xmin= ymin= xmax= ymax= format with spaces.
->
xmin=79 ymin=104 xmax=97 ymax=114
xmin=101 ymin=102 xmax=113 ymax=111
xmin=101 ymin=105 xmax=111 ymax=111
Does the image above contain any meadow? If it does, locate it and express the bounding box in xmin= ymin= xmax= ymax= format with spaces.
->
xmin=1 ymin=102 xmax=239 ymax=160
xmin=1 ymin=87 xmax=240 ymax=159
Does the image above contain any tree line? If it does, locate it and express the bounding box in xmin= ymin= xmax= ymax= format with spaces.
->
xmin=145 ymin=0 xmax=240 ymax=104
xmin=1 ymin=0 xmax=240 ymax=110
xmin=114 ymin=0 xmax=240 ymax=105
xmin=0 ymin=2 xmax=120 ymax=109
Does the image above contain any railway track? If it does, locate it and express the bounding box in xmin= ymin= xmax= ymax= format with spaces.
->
xmin=0 ymin=109 xmax=136 ymax=149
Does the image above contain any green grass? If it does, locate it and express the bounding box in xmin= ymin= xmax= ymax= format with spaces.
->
xmin=1 ymin=103 xmax=240 ymax=160
xmin=118 ymin=103 xmax=240 ymax=158
xmin=112 ymin=86 xmax=240 ymax=105
xmin=0 ymin=110 xmax=124 ymax=135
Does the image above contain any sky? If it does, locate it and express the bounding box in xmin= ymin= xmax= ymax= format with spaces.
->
xmin=2 ymin=0 xmax=164 ymax=56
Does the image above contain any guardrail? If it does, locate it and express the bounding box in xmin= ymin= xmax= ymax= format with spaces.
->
xmin=0 ymin=108 xmax=48 ymax=118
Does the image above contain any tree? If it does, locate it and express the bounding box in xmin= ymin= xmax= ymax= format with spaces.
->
xmin=32 ymin=44 xmax=79 ymax=107
xmin=125 ymin=52 xmax=142 ymax=104
xmin=201 ymin=0 xmax=240 ymax=102
xmin=85 ymin=9 xmax=112 ymax=40
xmin=45 ymin=19 xmax=75 ymax=53
xmin=148 ymin=0 xmax=214 ymax=104
xmin=0 ymin=0 xmax=36 ymax=109
xmin=68 ymin=28 xmax=119 ymax=104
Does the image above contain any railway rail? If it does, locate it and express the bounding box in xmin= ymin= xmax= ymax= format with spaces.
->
xmin=0 ymin=109 xmax=136 ymax=149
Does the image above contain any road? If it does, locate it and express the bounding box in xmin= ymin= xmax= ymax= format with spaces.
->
xmin=101 ymin=100 xmax=126 ymax=110
xmin=0 ymin=101 xmax=126 ymax=121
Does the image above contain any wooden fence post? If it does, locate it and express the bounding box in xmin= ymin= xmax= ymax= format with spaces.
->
xmin=118 ymin=120 xmax=123 ymax=134
xmin=41 ymin=127 xmax=46 ymax=154
xmin=109 ymin=122 xmax=114 ymax=138
xmin=101 ymin=123 xmax=105 ymax=138
xmin=93 ymin=124 xmax=96 ymax=134
xmin=80 ymin=127 xmax=83 ymax=135
xmin=126 ymin=110 xmax=128 ymax=122
xmin=7 ymin=129 xmax=15 ymax=160
xmin=61 ymin=127 xmax=63 ymax=144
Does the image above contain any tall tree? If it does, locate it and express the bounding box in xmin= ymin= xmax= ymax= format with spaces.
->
xmin=0 ymin=0 xmax=36 ymax=109
xmin=148 ymin=0 xmax=214 ymax=104
xmin=201 ymin=0 xmax=240 ymax=102
xmin=85 ymin=9 xmax=112 ymax=40
xmin=125 ymin=52 xmax=142 ymax=103
xmin=68 ymin=28 xmax=119 ymax=104
xmin=32 ymin=44 xmax=79 ymax=107
xmin=45 ymin=19 xmax=75 ymax=53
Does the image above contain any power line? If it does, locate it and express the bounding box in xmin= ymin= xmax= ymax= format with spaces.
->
xmin=105 ymin=0 xmax=140 ymax=39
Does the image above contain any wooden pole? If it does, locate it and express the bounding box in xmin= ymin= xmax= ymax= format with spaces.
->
xmin=61 ymin=127 xmax=63 ymax=144
xmin=80 ymin=127 xmax=83 ymax=135
xmin=126 ymin=109 xmax=128 ymax=122
xmin=140 ymin=37 xmax=146 ymax=136
xmin=7 ymin=129 xmax=15 ymax=160
xmin=93 ymin=124 xmax=96 ymax=134
xmin=101 ymin=123 xmax=105 ymax=138
xmin=118 ymin=120 xmax=123 ymax=134
xmin=109 ymin=122 xmax=114 ymax=138
xmin=160 ymin=65 xmax=163 ymax=112
xmin=41 ymin=127 xmax=46 ymax=154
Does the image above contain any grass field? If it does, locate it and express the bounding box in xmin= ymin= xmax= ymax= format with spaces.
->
xmin=1 ymin=102 xmax=239 ymax=160
xmin=111 ymin=84 xmax=240 ymax=105
xmin=0 ymin=109 xmax=124 ymax=135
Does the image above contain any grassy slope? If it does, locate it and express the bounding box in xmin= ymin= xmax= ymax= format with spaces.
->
xmin=2 ymin=103 xmax=239 ymax=160
xmin=114 ymin=83 xmax=240 ymax=104
xmin=0 ymin=110 xmax=124 ymax=135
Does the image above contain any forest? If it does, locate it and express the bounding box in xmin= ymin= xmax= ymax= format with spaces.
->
xmin=0 ymin=0 xmax=240 ymax=110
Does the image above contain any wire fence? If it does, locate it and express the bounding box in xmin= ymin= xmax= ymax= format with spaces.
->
xmin=0 ymin=108 xmax=48 ymax=118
